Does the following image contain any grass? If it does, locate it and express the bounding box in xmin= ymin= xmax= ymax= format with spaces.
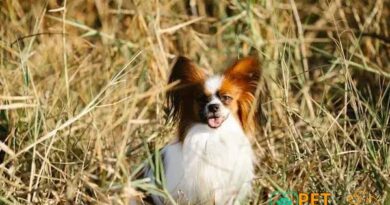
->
xmin=0 ymin=0 xmax=389 ymax=204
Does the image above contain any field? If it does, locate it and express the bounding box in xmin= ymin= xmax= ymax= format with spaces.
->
xmin=0 ymin=0 xmax=389 ymax=204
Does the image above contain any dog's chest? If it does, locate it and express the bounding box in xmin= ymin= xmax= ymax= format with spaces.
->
xmin=172 ymin=124 xmax=254 ymax=203
xmin=184 ymin=128 xmax=252 ymax=182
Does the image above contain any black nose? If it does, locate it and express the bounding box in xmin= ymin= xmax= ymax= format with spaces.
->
xmin=208 ymin=104 xmax=220 ymax=112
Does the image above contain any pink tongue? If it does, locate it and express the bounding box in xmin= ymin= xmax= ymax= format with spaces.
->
xmin=207 ymin=117 xmax=223 ymax=128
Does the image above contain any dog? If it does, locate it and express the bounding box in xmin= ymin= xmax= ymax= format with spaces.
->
xmin=144 ymin=56 xmax=260 ymax=205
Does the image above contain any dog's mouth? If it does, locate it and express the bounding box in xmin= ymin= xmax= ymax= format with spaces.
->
xmin=207 ymin=115 xmax=225 ymax=128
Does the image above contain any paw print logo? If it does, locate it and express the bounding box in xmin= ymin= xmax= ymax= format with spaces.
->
xmin=276 ymin=197 xmax=293 ymax=205
xmin=269 ymin=190 xmax=298 ymax=205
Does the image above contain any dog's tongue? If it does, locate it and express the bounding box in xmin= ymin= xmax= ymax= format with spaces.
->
xmin=207 ymin=117 xmax=223 ymax=128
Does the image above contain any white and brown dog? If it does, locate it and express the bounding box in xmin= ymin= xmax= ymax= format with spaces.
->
xmin=145 ymin=56 xmax=260 ymax=205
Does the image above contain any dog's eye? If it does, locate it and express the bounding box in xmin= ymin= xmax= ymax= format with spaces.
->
xmin=197 ymin=95 xmax=209 ymax=104
xmin=220 ymin=95 xmax=233 ymax=104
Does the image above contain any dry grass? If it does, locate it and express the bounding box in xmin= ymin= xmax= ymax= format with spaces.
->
xmin=0 ymin=0 xmax=389 ymax=204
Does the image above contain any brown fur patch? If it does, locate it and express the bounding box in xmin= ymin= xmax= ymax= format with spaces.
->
xmin=167 ymin=56 xmax=207 ymax=141
xmin=222 ymin=57 xmax=261 ymax=135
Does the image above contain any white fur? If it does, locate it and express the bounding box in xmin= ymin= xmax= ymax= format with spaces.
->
xmin=205 ymin=76 xmax=223 ymax=94
xmin=147 ymin=115 xmax=254 ymax=205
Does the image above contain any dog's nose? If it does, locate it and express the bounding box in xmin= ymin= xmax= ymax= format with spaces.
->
xmin=208 ymin=104 xmax=220 ymax=112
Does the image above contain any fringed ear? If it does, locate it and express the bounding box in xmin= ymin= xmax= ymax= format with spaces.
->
xmin=167 ymin=56 xmax=206 ymax=121
xmin=224 ymin=57 xmax=261 ymax=135
xmin=224 ymin=57 xmax=260 ymax=94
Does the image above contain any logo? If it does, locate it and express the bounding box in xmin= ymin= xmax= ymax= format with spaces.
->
xmin=270 ymin=191 xmax=297 ymax=205
xmin=269 ymin=191 xmax=331 ymax=205
xmin=270 ymin=189 xmax=381 ymax=204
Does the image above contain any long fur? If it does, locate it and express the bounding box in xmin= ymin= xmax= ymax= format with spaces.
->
xmin=167 ymin=56 xmax=206 ymax=141
xmin=222 ymin=57 xmax=261 ymax=135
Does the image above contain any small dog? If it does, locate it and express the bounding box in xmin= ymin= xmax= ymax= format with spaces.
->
xmin=146 ymin=56 xmax=260 ymax=205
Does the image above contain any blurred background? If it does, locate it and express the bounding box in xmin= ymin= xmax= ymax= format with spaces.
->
xmin=0 ymin=0 xmax=389 ymax=204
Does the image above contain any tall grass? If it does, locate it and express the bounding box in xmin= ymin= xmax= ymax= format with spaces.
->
xmin=0 ymin=0 xmax=389 ymax=204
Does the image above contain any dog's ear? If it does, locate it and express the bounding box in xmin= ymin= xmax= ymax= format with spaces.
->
xmin=223 ymin=57 xmax=260 ymax=94
xmin=224 ymin=57 xmax=261 ymax=135
xmin=167 ymin=56 xmax=206 ymax=120
xmin=168 ymin=56 xmax=206 ymax=87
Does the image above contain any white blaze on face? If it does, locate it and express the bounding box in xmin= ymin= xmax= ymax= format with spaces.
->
xmin=205 ymin=76 xmax=223 ymax=110
xmin=205 ymin=75 xmax=222 ymax=94
xmin=204 ymin=76 xmax=230 ymax=128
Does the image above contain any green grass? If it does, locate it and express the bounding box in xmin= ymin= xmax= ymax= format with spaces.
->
xmin=0 ymin=0 xmax=389 ymax=204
